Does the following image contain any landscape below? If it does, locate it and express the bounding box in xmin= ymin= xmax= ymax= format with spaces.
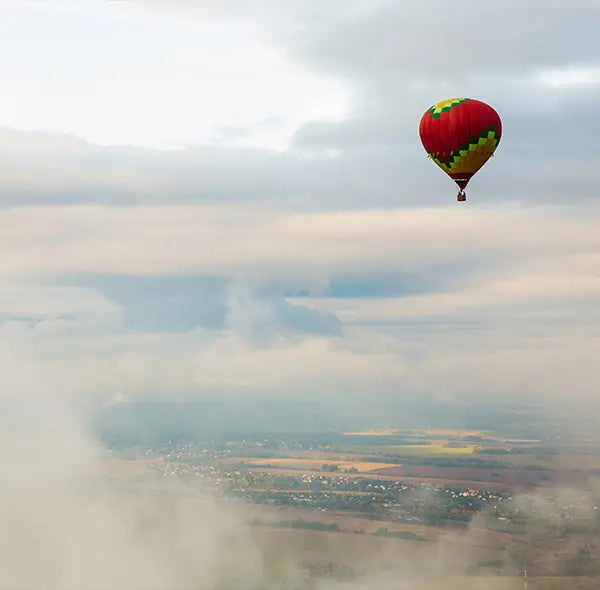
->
xmin=96 ymin=400 xmax=600 ymax=589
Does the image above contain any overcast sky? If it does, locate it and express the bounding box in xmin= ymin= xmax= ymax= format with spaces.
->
xmin=0 ymin=0 xmax=599 ymax=410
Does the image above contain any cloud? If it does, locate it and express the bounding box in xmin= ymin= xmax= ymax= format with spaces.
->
xmin=47 ymin=274 xmax=342 ymax=338
xmin=0 ymin=203 xmax=599 ymax=404
xmin=0 ymin=395 xmax=289 ymax=590
xmin=0 ymin=203 xmax=596 ymax=280
xmin=225 ymin=281 xmax=342 ymax=340
xmin=280 ymin=0 xmax=600 ymax=76
xmin=0 ymin=1 xmax=598 ymax=209
xmin=0 ymin=2 xmax=597 ymax=408
xmin=0 ymin=3 xmax=352 ymax=151
xmin=276 ymin=0 xmax=600 ymax=204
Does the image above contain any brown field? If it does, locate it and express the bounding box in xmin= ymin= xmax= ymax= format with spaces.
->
xmin=248 ymin=525 xmax=597 ymax=586
xmin=247 ymin=503 xmax=524 ymax=547
xmin=246 ymin=504 xmax=600 ymax=587
xmin=255 ymin=526 xmax=600 ymax=587
xmin=247 ymin=449 xmax=363 ymax=460
xmin=233 ymin=457 xmax=401 ymax=472
xmin=372 ymin=442 xmax=479 ymax=455
xmin=234 ymin=449 xmax=387 ymax=462
xmin=248 ymin=504 xmax=462 ymax=540
xmin=249 ymin=525 xmax=498 ymax=575
xmin=512 ymin=453 xmax=600 ymax=471
xmin=370 ymin=465 xmax=591 ymax=488
xmin=487 ymin=453 xmax=555 ymax=469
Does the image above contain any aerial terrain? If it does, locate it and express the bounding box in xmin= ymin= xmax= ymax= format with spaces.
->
xmin=88 ymin=399 xmax=600 ymax=589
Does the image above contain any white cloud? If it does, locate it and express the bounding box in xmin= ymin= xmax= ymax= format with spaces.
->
xmin=0 ymin=393 xmax=273 ymax=590
xmin=0 ymin=201 xmax=597 ymax=406
xmin=0 ymin=3 xmax=352 ymax=151
xmin=537 ymin=65 xmax=600 ymax=87
xmin=0 ymin=284 xmax=119 ymax=324
xmin=0 ymin=204 xmax=596 ymax=280
xmin=0 ymin=0 xmax=597 ymax=410
xmin=2 ymin=306 xmax=599 ymax=406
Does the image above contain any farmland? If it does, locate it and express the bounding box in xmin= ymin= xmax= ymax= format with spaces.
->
xmin=218 ymin=426 xmax=598 ymax=492
xmin=233 ymin=457 xmax=401 ymax=471
xmin=369 ymin=464 xmax=587 ymax=487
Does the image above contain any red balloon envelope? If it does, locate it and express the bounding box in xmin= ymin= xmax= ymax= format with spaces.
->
xmin=419 ymin=98 xmax=502 ymax=201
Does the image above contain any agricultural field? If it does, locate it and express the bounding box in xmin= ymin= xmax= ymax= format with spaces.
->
xmin=248 ymin=517 xmax=600 ymax=588
xmin=497 ymin=451 xmax=600 ymax=471
xmin=369 ymin=464 xmax=587 ymax=487
xmin=249 ymin=504 xmax=446 ymax=538
xmin=220 ymin=426 xmax=600 ymax=491
xmin=250 ymin=524 xmax=498 ymax=576
xmin=233 ymin=457 xmax=401 ymax=472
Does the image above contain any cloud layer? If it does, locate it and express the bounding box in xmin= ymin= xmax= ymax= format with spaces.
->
xmin=0 ymin=0 xmax=598 ymax=410
xmin=0 ymin=203 xmax=598 ymax=407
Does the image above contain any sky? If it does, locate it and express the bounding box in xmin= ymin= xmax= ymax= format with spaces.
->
xmin=1 ymin=0 xmax=600 ymax=410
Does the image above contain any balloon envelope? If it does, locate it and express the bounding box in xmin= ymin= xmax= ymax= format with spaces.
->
xmin=419 ymin=98 xmax=501 ymax=200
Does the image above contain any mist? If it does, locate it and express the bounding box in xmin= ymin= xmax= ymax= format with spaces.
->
xmin=0 ymin=397 xmax=274 ymax=590
xmin=0 ymin=394 xmax=594 ymax=589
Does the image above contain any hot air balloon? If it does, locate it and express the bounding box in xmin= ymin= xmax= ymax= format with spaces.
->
xmin=419 ymin=98 xmax=502 ymax=201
